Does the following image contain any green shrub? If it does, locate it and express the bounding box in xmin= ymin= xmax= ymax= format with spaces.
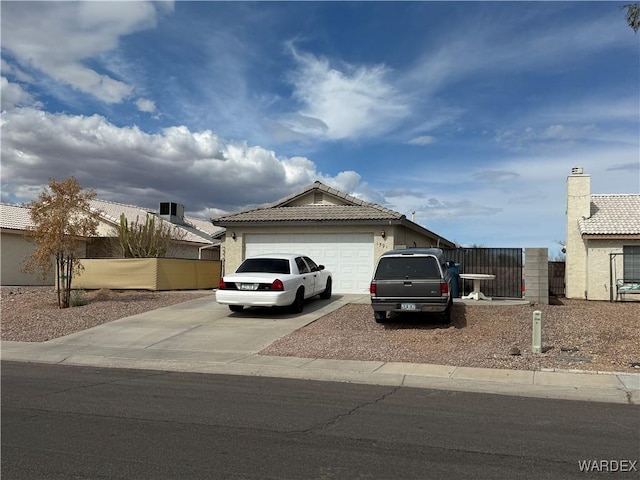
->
xmin=70 ymin=289 xmax=89 ymax=307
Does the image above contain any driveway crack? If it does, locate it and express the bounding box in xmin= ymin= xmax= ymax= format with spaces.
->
xmin=145 ymin=324 xmax=204 ymax=349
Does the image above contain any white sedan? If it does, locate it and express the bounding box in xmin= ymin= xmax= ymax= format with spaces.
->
xmin=216 ymin=253 xmax=333 ymax=313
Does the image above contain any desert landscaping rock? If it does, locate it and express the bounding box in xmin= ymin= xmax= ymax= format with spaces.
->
xmin=261 ymin=301 xmax=640 ymax=373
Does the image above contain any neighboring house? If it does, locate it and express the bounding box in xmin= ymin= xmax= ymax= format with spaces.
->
xmin=1 ymin=203 xmax=57 ymax=285
xmin=87 ymin=199 xmax=224 ymax=260
xmin=565 ymin=168 xmax=640 ymax=301
xmin=0 ymin=200 xmax=224 ymax=286
xmin=212 ymin=181 xmax=456 ymax=294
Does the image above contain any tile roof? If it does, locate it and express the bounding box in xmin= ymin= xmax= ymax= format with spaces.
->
xmin=214 ymin=181 xmax=405 ymax=223
xmin=217 ymin=205 xmax=404 ymax=223
xmin=578 ymin=194 xmax=640 ymax=235
xmin=0 ymin=203 xmax=33 ymax=231
xmin=1 ymin=200 xmax=221 ymax=245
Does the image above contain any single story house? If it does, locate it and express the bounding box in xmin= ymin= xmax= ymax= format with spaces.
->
xmin=565 ymin=167 xmax=640 ymax=301
xmin=212 ymin=181 xmax=456 ymax=294
xmin=1 ymin=199 xmax=224 ymax=286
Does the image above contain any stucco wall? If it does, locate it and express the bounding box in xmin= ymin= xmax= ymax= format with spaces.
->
xmin=585 ymin=239 xmax=640 ymax=301
xmin=1 ymin=231 xmax=89 ymax=286
xmin=1 ymin=232 xmax=56 ymax=285
xmin=565 ymin=172 xmax=591 ymax=299
xmin=286 ymin=192 xmax=350 ymax=207
xmin=392 ymin=227 xmax=448 ymax=250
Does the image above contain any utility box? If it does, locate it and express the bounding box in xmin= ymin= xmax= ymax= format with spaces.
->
xmin=532 ymin=310 xmax=543 ymax=353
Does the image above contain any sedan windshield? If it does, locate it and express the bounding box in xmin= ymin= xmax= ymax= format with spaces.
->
xmin=236 ymin=258 xmax=291 ymax=274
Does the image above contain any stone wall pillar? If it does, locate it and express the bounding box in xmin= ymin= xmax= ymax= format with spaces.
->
xmin=525 ymin=248 xmax=549 ymax=305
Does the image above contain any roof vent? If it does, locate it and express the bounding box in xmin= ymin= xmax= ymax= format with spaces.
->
xmin=571 ymin=167 xmax=584 ymax=175
xmin=159 ymin=202 xmax=185 ymax=225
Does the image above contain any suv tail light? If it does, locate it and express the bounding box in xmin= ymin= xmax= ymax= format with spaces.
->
xmin=369 ymin=282 xmax=377 ymax=295
xmin=270 ymin=279 xmax=284 ymax=291
xmin=440 ymin=281 xmax=449 ymax=296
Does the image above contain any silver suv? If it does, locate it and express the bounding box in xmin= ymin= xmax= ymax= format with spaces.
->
xmin=369 ymin=248 xmax=453 ymax=323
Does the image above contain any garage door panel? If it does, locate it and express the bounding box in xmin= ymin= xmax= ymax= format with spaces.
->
xmin=245 ymin=233 xmax=373 ymax=294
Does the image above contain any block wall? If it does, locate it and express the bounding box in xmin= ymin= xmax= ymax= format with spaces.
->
xmin=524 ymin=248 xmax=549 ymax=305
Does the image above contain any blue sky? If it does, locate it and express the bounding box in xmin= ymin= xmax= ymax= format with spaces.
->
xmin=1 ymin=1 xmax=638 ymax=255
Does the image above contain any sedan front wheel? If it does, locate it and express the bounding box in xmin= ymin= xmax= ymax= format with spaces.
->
xmin=290 ymin=288 xmax=305 ymax=313
xmin=319 ymin=278 xmax=332 ymax=300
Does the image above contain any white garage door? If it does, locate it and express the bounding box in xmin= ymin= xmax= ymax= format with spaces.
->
xmin=245 ymin=233 xmax=374 ymax=294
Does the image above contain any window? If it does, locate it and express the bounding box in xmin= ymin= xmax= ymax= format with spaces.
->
xmin=375 ymin=256 xmax=441 ymax=280
xmin=237 ymin=258 xmax=290 ymax=274
xmin=303 ymin=256 xmax=319 ymax=272
xmin=295 ymin=257 xmax=310 ymax=274
xmin=623 ymin=246 xmax=640 ymax=280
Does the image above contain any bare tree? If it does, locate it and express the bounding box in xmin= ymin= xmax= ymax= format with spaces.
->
xmin=114 ymin=213 xmax=185 ymax=258
xmin=23 ymin=177 xmax=99 ymax=308
xmin=623 ymin=3 xmax=640 ymax=33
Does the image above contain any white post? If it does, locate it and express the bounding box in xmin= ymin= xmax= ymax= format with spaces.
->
xmin=532 ymin=310 xmax=542 ymax=353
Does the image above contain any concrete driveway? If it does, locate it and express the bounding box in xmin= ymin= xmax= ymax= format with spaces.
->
xmin=2 ymin=293 xmax=366 ymax=366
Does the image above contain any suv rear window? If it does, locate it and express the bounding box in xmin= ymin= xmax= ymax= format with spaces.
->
xmin=375 ymin=256 xmax=441 ymax=280
xmin=236 ymin=258 xmax=290 ymax=274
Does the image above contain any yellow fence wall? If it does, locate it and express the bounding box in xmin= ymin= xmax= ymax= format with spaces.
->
xmin=73 ymin=258 xmax=221 ymax=290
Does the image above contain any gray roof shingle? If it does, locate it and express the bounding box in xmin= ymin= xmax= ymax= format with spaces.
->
xmin=579 ymin=194 xmax=640 ymax=235
xmin=214 ymin=181 xmax=405 ymax=223
xmin=217 ymin=205 xmax=404 ymax=223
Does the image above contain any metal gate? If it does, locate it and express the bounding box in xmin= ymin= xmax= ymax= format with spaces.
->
xmin=548 ymin=261 xmax=565 ymax=297
xmin=443 ymin=248 xmax=523 ymax=298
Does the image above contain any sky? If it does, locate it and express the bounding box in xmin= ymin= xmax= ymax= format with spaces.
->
xmin=1 ymin=1 xmax=639 ymax=256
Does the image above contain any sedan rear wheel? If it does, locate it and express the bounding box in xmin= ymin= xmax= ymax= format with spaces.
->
xmin=291 ymin=288 xmax=305 ymax=313
xmin=229 ymin=305 xmax=244 ymax=312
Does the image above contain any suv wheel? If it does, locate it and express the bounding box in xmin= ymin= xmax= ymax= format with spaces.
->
xmin=440 ymin=299 xmax=452 ymax=325
xmin=374 ymin=311 xmax=388 ymax=323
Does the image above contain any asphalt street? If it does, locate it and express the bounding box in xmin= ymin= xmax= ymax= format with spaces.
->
xmin=2 ymin=362 xmax=639 ymax=480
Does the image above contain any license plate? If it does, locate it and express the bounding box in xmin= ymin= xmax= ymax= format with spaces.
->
xmin=401 ymin=303 xmax=416 ymax=311
xmin=238 ymin=283 xmax=259 ymax=291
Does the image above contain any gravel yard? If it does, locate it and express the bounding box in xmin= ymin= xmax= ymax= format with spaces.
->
xmin=2 ymin=287 xmax=639 ymax=373
xmin=0 ymin=287 xmax=211 ymax=343
xmin=261 ymin=299 xmax=640 ymax=373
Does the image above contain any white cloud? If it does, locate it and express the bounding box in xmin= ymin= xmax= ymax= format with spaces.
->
xmin=0 ymin=1 xmax=166 ymax=104
xmin=405 ymin=8 xmax=629 ymax=95
xmin=0 ymin=108 xmax=368 ymax=213
xmin=0 ymin=77 xmax=41 ymax=111
xmin=282 ymin=47 xmax=410 ymax=141
xmin=408 ymin=135 xmax=436 ymax=146
xmin=136 ymin=98 xmax=156 ymax=113
xmin=472 ymin=170 xmax=520 ymax=183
